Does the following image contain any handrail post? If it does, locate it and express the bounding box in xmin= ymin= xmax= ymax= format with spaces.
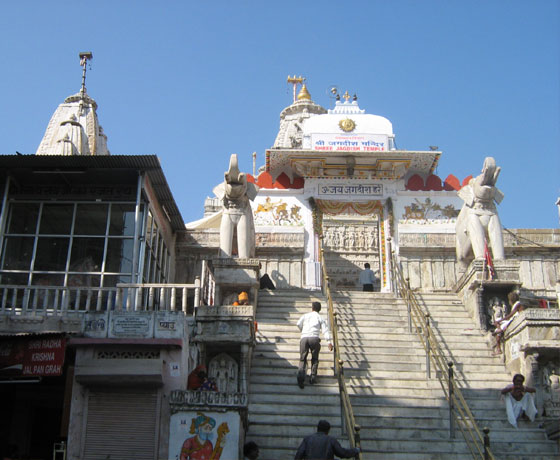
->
xmin=425 ymin=313 xmax=431 ymax=379
xmin=387 ymin=237 xmax=394 ymax=295
xmin=406 ymin=278 xmax=412 ymax=333
xmin=338 ymin=358 xmax=345 ymax=429
xmin=353 ymin=425 xmax=361 ymax=459
xmin=333 ymin=312 xmax=338 ymax=375
xmin=448 ymin=361 xmax=455 ymax=438
xmin=194 ymin=276 xmax=201 ymax=310
xmin=483 ymin=427 xmax=490 ymax=460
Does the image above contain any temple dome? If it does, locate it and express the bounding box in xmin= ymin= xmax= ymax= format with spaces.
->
xmin=302 ymin=98 xmax=394 ymax=150
xmin=36 ymin=88 xmax=110 ymax=156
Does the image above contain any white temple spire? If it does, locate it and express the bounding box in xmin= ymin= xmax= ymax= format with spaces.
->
xmin=36 ymin=52 xmax=110 ymax=156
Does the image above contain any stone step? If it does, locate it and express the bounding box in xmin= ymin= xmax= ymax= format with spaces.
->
xmin=350 ymin=402 xmax=507 ymax=420
xmin=250 ymin=362 xmax=333 ymax=375
xmin=344 ymin=359 xmax=506 ymax=374
xmin=254 ymin=341 xmax=497 ymax=359
xmin=249 ymin=391 xmax=340 ymax=406
xmin=336 ymin=324 xmax=477 ymax=334
xmin=336 ymin=319 xmax=475 ymax=329
xmin=259 ymin=289 xmax=325 ymax=297
xmin=353 ymin=405 xmax=544 ymax=426
xmin=358 ymin=437 xmax=558 ymax=455
xmin=346 ymin=370 xmax=509 ymax=384
xmin=336 ymin=337 xmax=491 ymax=350
xmin=249 ymin=414 xmax=345 ymax=430
xmin=248 ymin=402 xmax=341 ymax=417
xmin=250 ymin=355 xmax=509 ymax=375
xmin=340 ymin=351 xmax=502 ymax=366
xmin=351 ymin=410 xmax=524 ymax=428
xmin=348 ymin=379 xmax=511 ymax=396
xmin=255 ymin=327 xmax=487 ymax=346
xmin=257 ymin=310 xmax=411 ymax=320
xmin=356 ymin=425 xmax=548 ymax=442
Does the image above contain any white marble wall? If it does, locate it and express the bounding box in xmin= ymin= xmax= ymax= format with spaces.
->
xmin=398 ymin=230 xmax=560 ymax=294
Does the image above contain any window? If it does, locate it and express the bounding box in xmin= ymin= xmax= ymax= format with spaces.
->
xmin=75 ymin=204 xmax=109 ymax=235
xmin=7 ymin=203 xmax=39 ymax=234
xmin=2 ymin=236 xmax=34 ymax=270
xmin=141 ymin=210 xmax=169 ymax=284
xmin=39 ymin=204 xmax=73 ymax=234
xmin=0 ymin=201 xmax=149 ymax=289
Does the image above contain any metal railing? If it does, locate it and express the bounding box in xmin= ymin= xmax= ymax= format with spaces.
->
xmin=116 ymin=281 xmax=200 ymax=313
xmin=0 ymin=284 xmax=118 ymax=315
xmin=319 ymin=244 xmax=362 ymax=459
xmin=391 ymin=251 xmax=495 ymax=460
xmin=0 ymin=281 xmax=201 ymax=315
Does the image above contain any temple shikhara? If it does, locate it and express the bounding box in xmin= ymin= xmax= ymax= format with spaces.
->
xmin=0 ymin=57 xmax=559 ymax=460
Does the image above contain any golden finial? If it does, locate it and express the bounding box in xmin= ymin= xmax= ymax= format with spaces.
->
xmin=342 ymin=91 xmax=351 ymax=102
xmin=297 ymin=84 xmax=311 ymax=101
xmin=287 ymin=75 xmax=306 ymax=103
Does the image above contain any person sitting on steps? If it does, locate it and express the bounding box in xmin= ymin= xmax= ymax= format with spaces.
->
xmin=501 ymin=373 xmax=537 ymax=428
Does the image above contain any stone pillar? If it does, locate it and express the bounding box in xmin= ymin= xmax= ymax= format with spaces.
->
xmin=475 ymin=287 xmax=487 ymax=331
xmin=523 ymin=352 xmax=542 ymax=414
xmin=240 ymin=344 xmax=249 ymax=394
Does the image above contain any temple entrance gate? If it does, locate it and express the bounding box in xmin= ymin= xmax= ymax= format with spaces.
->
xmin=317 ymin=200 xmax=385 ymax=290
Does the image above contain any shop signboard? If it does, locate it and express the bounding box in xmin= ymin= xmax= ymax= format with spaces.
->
xmin=108 ymin=311 xmax=154 ymax=338
xmin=0 ymin=335 xmax=66 ymax=377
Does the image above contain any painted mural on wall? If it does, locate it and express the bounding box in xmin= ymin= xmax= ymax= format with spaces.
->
xmin=253 ymin=196 xmax=305 ymax=226
xmin=169 ymin=411 xmax=240 ymax=460
xmin=399 ymin=198 xmax=459 ymax=224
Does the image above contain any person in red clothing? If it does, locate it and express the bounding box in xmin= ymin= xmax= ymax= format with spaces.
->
xmin=187 ymin=365 xmax=207 ymax=391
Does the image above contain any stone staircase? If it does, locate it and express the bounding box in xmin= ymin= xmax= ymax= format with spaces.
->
xmin=246 ymin=288 xmax=558 ymax=459
xmin=245 ymin=289 xmax=350 ymax=460
xmin=333 ymin=290 xmax=559 ymax=460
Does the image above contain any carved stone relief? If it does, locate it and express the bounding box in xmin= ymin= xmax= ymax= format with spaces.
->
xmin=208 ymin=352 xmax=239 ymax=394
xmin=322 ymin=212 xmax=381 ymax=289
xmin=543 ymin=367 xmax=560 ymax=418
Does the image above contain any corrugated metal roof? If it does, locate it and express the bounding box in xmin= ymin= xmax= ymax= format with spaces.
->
xmin=0 ymin=154 xmax=185 ymax=231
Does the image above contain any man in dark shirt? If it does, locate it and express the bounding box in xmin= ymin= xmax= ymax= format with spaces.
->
xmin=294 ymin=420 xmax=360 ymax=460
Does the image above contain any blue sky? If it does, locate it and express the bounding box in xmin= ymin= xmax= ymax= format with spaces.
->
xmin=1 ymin=1 xmax=558 ymax=228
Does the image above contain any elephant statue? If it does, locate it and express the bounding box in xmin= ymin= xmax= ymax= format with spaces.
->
xmin=213 ymin=154 xmax=259 ymax=258
xmin=456 ymin=157 xmax=505 ymax=269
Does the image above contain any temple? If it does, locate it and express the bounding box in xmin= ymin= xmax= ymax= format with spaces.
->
xmin=0 ymin=61 xmax=559 ymax=459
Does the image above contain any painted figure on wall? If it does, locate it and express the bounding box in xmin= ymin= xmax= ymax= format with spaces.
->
xmin=213 ymin=154 xmax=259 ymax=259
xmin=456 ymin=157 xmax=505 ymax=269
xmin=180 ymin=412 xmax=229 ymax=460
